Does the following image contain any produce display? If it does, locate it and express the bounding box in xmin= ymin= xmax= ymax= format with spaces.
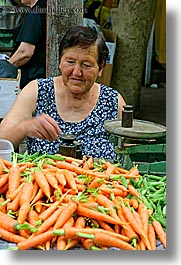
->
xmin=0 ymin=151 xmax=166 ymax=250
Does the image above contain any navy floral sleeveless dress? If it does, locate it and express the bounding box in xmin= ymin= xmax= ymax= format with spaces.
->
xmin=26 ymin=77 xmax=119 ymax=160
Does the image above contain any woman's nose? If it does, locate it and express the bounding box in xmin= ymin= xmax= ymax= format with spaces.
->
xmin=72 ymin=64 xmax=82 ymax=76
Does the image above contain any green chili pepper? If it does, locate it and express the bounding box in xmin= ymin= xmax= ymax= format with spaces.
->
xmin=135 ymin=177 xmax=143 ymax=188
xmin=153 ymin=213 xmax=166 ymax=229
xmin=120 ymin=175 xmax=128 ymax=188
xmin=143 ymin=178 xmax=148 ymax=189
xmin=148 ymin=187 xmax=165 ymax=196
xmin=162 ymin=205 xmax=166 ymax=217
xmin=140 ymin=195 xmax=153 ymax=209
xmin=144 ymin=174 xmax=165 ymax=181
xmin=156 ymin=200 xmax=162 ymax=215
xmin=129 ymin=177 xmax=137 ymax=187
xmin=44 ymin=154 xmax=65 ymax=161
xmin=148 ymin=185 xmax=157 ymax=193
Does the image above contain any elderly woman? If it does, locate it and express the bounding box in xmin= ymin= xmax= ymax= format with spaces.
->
xmin=0 ymin=26 xmax=125 ymax=159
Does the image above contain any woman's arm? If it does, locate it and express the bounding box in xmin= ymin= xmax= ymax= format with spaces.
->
xmin=118 ymin=93 xmax=126 ymax=118
xmin=8 ymin=42 xmax=35 ymax=67
xmin=0 ymin=80 xmax=61 ymax=149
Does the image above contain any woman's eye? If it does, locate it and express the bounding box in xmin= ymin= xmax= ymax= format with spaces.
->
xmin=82 ymin=63 xmax=91 ymax=68
xmin=67 ymin=61 xmax=75 ymax=64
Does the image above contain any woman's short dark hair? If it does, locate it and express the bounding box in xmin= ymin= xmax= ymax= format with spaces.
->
xmin=58 ymin=26 xmax=109 ymax=69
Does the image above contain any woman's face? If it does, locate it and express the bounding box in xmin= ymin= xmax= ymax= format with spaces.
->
xmin=59 ymin=44 xmax=103 ymax=95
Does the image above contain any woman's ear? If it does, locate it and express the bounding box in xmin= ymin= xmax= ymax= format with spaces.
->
xmin=97 ymin=67 xmax=104 ymax=78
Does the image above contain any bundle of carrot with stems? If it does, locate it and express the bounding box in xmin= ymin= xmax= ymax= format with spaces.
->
xmin=0 ymin=152 xmax=166 ymax=250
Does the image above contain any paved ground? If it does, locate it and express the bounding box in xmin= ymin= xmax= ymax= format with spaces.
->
xmin=138 ymin=83 xmax=166 ymax=126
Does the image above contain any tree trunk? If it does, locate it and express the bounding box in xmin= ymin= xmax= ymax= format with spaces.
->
xmin=46 ymin=0 xmax=83 ymax=77
xmin=111 ymin=0 xmax=157 ymax=116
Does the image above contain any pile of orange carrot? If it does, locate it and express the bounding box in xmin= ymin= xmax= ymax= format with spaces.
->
xmin=0 ymin=154 xmax=166 ymax=250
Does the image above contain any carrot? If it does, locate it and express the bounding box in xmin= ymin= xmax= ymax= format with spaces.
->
xmin=132 ymin=209 xmax=143 ymax=229
xmin=64 ymin=216 xmax=86 ymax=250
xmin=86 ymin=156 xmax=94 ymax=169
xmin=116 ymin=206 xmax=139 ymax=244
xmin=17 ymin=175 xmax=34 ymax=224
xmin=138 ymin=238 xmax=146 ymax=250
xmin=56 ymin=161 xmax=85 ymax=175
xmin=0 ymin=226 xmax=26 ymax=243
xmin=94 ymin=232 xmax=136 ymax=250
xmin=114 ymin=224 xmax=121 ymax=234
xmin=45 ymin=171 xmax=61 ymax=192
xmin=99 ymin=185 xmax=126 ymax=196
xmin=114 ymin=166 xmax=129 ymax=175
xmin=78 ymin=231 xmax=136 ymax=250
xmin=112 ymin=181 xmax=128 ymax=192
xmin=106 ymin=163 xmax=116 ymax=175
xmin=27 ymin=209 xmax=40 ymax=226
xmin=152 ymin=220 xmax=166 ymax=248
xmin=34 ymin=206 xmax=63 ymax=235
xmin=0 ymin=197 xmax=7 ymax=213
xmin=148 ymin=223 xmax=156 ymax=250
xmin=19 ymin=165 xmax=29 ymax=173
xmin=82 ymin=162 xmax=90 ymax=170
xmin=137 ymin=202 xmax=149 ymax=238
xmin=33 ymin=170 xmax=51 ymax=200
xmin=57 ymin=216 xmax=75 ymax=250
xmin=1 ymin=158 xmax=12 ymax=168
xmin=55 ymin=170 xmax=66 ymax=186
xmin=88 ymin=177 xmax=105 ymax=189
xmin=126 ymin=166 xmax=139 ymax=177
xmin=8 ymin=153 xmax=20 ymax=196
xmin=17 ymin=202 xmax=31 ymax=224
xmin=63 ymin=170 xmax=77 ymax=191
xmin=54 ymin=200 xmax=78 ymax=229
xmin=76 ymin=204 xmax=126 ymax=226
xmin=81 ymin=238 xmax=97 ymax=250
xmin=129 ymin=197 xmax=139 ymax=209
xmin=30 ymin=182 xmax=39 ymax=201
xmin=7 ymin=182 xmax=24 ymax=201
xmin=59 ymin=226 xmax=129 ymax=243
xmin=38 ymin=200 xmax=61 ymax=221
xmin=75 ymin=216 xmax=86 ymax=228
xmin=0 ymin=173 xmax=9 ymax=189
xmin=17 ymin=230 xmax=54 ymax=250
xmin=97 ymin=220 xmax=115 ymax=232
xmin=0 ymin=212 xmax=30 ymax=239
xmin=7 ymin=191 xmax=21 ymax=212
xmin=0 ymin=211 xmax=19 ymax=233
xmin=19 ymin=175 xmax=34 ymax=206
xmin=79 ymin=201 xmax=98 ymax=209
xmin=102 ymin=161 xmax=111 ymax=170
xmin=0 ymin=157 xmax=4 ymax=175
xmin=62 ymin=155 xmax=83 ymax=165
xmin=18 ymin=162 xmax=35 ymax=168
xmin=34 ymin=199 xmax=43 ymax=213
xmin=30 ymin=186 xmax=44 ymax=205
xmin=82 ymin=156 xmax=94 ymax=170
xmin=0 ymin=183 xmax=8 ymax=195
xmin=95 ymin=193 xmax=120 ymax=221
xmin=127 ymin=184 xmax=140 ymax=197
xmin=122 ymin=206 xmax=151 ymax=250
xmin=56 ymin=234 xmax=67 ymax=250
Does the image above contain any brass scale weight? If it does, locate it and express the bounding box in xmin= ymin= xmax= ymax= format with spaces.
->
xmin=104 ymin=105 xmax=166 ymax=175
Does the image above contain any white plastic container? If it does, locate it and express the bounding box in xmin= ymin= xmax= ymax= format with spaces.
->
xmin=0 ymin=139 xmax=14 ymax=161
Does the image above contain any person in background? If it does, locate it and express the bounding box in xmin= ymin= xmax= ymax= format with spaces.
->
xmin=8 ymin=0 xmax=47 ymax=89
xmin=0 ymin=25 xmax=126 ymax=160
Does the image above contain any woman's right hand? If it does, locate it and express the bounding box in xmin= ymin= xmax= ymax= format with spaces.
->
xmin=24 ymin=113 xmax=62 ymax=141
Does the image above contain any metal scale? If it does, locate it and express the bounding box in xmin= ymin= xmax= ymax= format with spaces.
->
xmin=104 ymin=105 xmax=166 ymax=175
